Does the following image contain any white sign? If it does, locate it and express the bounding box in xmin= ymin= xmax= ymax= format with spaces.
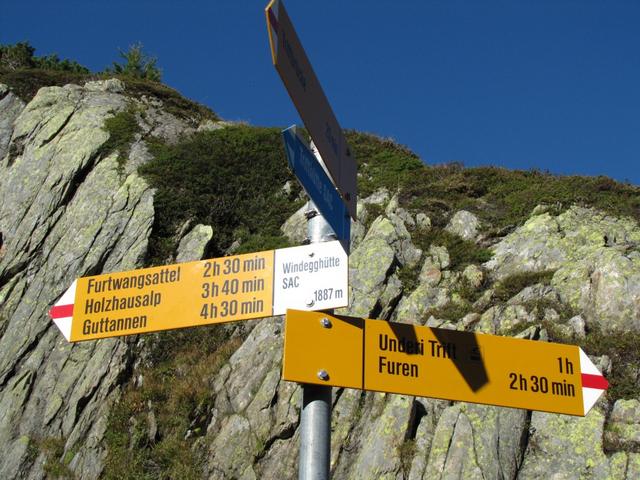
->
xmin=273 ymin=240 xmax=348 ymax=314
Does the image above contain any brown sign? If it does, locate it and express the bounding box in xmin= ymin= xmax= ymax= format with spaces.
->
xmin=265 ymin=0 xmax=357 ymax=219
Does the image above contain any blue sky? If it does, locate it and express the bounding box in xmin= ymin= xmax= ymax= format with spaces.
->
xmin=3 ymin=0 xmax=639 ymax=185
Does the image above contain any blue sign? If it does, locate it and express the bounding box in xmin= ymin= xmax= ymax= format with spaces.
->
xmin=282 ymin=126 xmax=350 ymax=252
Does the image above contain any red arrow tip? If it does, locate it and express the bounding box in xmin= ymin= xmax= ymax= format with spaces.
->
xmin=581 ymin=373 xmax=609 ymax=390
xmin=49 ymin=304 xmax=74 ymax=319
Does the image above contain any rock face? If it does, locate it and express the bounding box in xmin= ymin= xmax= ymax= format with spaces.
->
xmin=1 ymin=79 xmax=639 ymax=480
xmin=0 ymin=80 xmax=190 ymax=479
xmin=446 ymin=210 xmax=481 ymax=242
xmin=486 ymin=206 xmax=640 ymax=332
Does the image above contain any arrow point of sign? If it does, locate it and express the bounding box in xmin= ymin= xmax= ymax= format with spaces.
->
xmin=53 ymin=317 xmax=72 ymax=342
xmin=579 ymin=348 xmax=609 ymax=415
xmin=49 ymin=280 xmax=77 ymax=342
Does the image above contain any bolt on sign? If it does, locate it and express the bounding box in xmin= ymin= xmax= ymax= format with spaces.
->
xmin=265 ymin=0 xmax=357 ymax=220
xmin=283 ymin=310 xmax=609 ymax=416
xmin=49 ymin=242 xmax=348 ymax=342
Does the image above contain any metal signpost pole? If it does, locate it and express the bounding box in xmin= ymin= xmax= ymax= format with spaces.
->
xmin=299 ymin=198 xmax=334 ymax=480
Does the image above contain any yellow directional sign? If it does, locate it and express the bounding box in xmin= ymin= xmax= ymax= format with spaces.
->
xmin=283 ymin=310 xmax=609 ymax=416
xmin=49 ymin=242 xmax=348 ymax=342
xmin=265 ymin=0 xmax=357 ymax=220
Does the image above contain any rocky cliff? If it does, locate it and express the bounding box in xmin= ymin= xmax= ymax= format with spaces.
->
xmin=1 ymin=78 xmax=639 ymax=479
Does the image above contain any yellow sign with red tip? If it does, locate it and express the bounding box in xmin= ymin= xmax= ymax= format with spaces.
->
xmin=283 ymin=310 xmax=608 ymax=416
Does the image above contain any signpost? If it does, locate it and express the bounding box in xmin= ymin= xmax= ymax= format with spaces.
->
xmin=282 ymin=126 xmax=350 ymax=251
xmin=49 ymin=242 xmax=348 ymax=342
xmin=265 ymin=0 xmax=357 ymax=220
xmin=283 ymin=310 xmax=609 ymax=416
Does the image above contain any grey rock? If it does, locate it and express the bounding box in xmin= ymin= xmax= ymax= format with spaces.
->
xmin=207 ymin=414 xmax=258 ymax=480
xmin=123 ymin=138 xmax=153 ymax=175
xmin=518 ymin=407 xmax=613 ymax=479
xmin=407 ymin=398 xmax=450 ymax=480
xmin=567 ymin=315 xmax=587 ymax=338
xmin=476 ymin=304 xmax=537 ymax=335
xmin=472 ymin=288 xmax=495 ymax=312
xmin=627 ymin=453 xmax=640 ymax=478
xmin=425 ymin=245 xmax=450 ymax=272
xmin=506 ymin=283 xmax=560 ymax=306
xmin=347 ymin=232 xmax=396 ymax=317
xmin=344 ymin=394 xmax=411 ymax=479
xmin=416 ymin=213 xmax=432 ymax=230
xmin=460 ymin=312 xmax=481 ymax=330
xmin=281 ymin=179 xmax=294 ymax=196
xmin=386 ymin=193 xmax=416 ymax=229
xmin=605 ymin=399 xmax=640 ymax=451
xmin=609 ymin=452 xmax=640 ymax=479
xmin=205 ymin=317 xmax=302 ymax=479
xmin=350 ymin=215 xmax=367 ymax=251
xmin=281 ymin=204 xmax=307 ymax=245
xmin=84 ymin=78 xmax=125 ymax=93
xmin=147 ymin=407 xmax=159 ymax=443
xmin=0 ymin=83 xmax=127 ymax=278
xmin=462 ymin=264 xmax=484 ymax=289
xmin=0 ymin=84 xmax=25 ymax=162
xmin=378 ymin=273 xmax=404 ymax=319
xmin=364 ymin=214 xmax=421 ymax=269
xmin=484 ymin=212 xmax=566 ymax=279
xmin=531 ymin=204 xmax=551 ymax=216
xmin=446 ymin=210 xmax=481 ymax=241
xmin=330 ymin=389 xmax=365 ymax=471
xmin=387 ymin=212 xmax=422 ymax=267
xmin=176 ymin=224 xmax=213 ymax=262
xmin=425 ymin=403 xmax=528 ymax=479
xmin=134 ymin=95 xmax=196 ymax=144
xmin=363 ymin=188 xmax=391 ymax=207
xmin=553 ymin=247 xmax=640 ymax=333
xmin=197 ymin=119 xmax=233 ymax=132
xmin=352 ymin=189 xmax=390 ymax=234
xmin=393 ymin=282 xmax=450 ymax=325
xmin=486 ymin=206 xmax=640 ymax=332
xmin=0 ymin=81 xmax=159 ymax=480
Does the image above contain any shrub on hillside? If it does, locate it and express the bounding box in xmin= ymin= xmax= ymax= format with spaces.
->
xmin=0 ymin=41 xmax=89 ymax=73
xmin=106 ymin=43 xmax=161 ymax=82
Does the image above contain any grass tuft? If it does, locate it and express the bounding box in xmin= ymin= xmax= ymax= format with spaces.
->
xmin=99 ymin=107 xmax=141 ymax=172
xmin=103 ymin=327 xmax=242 ymax=480
xmin=139 ymin=126 xmax=303 ymax=264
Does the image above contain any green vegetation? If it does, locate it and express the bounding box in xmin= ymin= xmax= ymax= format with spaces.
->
xmin=492 ymin=270 xmax=556 ymax=303
xmin=412 ymin=228 xmax=493 ymax=270
xmin=425 ymin=301 xmax=474 ymax=323
xmin=0 ymin=42 xmax=93 ymax=102
xmin=99 ymin=108 xmax=142 ymax=172
xmin=139 ymin=125 xmax=302 ymax=264
xmin=399 ymin=439 xmax=417 ymax=477
xmin=362 ymin=202 xmax=386 ymax=233
xmin=396 ymin=262 xmax=421 ymax=295
xmin=31 ymin=436 xmax=75 ymax=479
xmin=0 ymin=68 xmax=92 ymax=103
xmin=0 ymin=42 xmax=215 ymax=122
xmin=0 ymin=42 xmax=89 ymax=73
xmin=546 ymin=325 xmax=640 ymax=403
xmin=121 ymin=77 xmax=217 ymax=123
xmin=103 ymin=328 xmax=242 ymax=480
xmin=106 ymin=43 xmax=161 ymax=82
xmin=345 ymin=131 xmax=638 ymax=238
xmin=347 ymin=131 xmax=423 ymax=198
xmin=586 ymin=328 xmax=640 ymax=403
xmin=400 ymin=165 xmax=640 ymax=230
